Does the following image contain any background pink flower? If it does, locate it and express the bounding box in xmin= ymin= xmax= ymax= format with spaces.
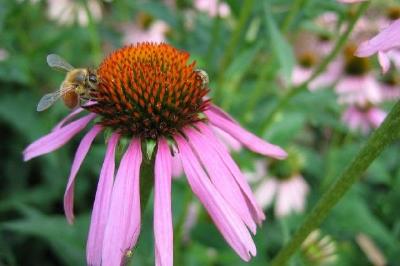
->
xmin=342 ymin=105 xmax=386 ymax=133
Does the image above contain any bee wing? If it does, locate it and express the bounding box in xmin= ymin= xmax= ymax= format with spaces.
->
xmin=47 ymin=54 xmax=74 ymax=71
xmin=36 ymin=84 xmax=75 ymax=112
xmin=36 ymin=92 xmax=61 ymax=112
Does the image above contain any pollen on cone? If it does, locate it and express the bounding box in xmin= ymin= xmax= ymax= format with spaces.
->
xmin=86 ymin=43 xmax=209 ymax=139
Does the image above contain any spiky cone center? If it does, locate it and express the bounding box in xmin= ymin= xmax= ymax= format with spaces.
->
xmin=86 ymin=43 xmax=209 ymax=139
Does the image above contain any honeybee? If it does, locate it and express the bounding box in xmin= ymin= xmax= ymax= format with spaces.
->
xmin=194 ymin=69 xmax=209 ymax=89
xmin=36 ymin=54 xmax=98 ymax=112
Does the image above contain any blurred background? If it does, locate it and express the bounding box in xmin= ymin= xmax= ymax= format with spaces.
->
xmin=1 ymin=0 xmax=400 ymax=265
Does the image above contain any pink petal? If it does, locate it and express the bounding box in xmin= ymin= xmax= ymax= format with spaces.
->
xmin=275 ymin=176 xmax=309 ymax=218
xmin=291 ymin=175 xmax=309 ymax=211
xmin=197 ymin=123 xmax=265 ymax=224
xmin=336 ymin=76 xmax=382 ymax=105
xmin=208 ymin=104 xmax=238 ymax=124
xmin=86 ymin=133 xmax=119 ymax=266
xmin=64 ymin=125 xmax=102 ymax=224
xmin=205 ymin=108 xmax=287 ymax=159
xmin=175 ymin=134 xmax=256 ymax=261
xmin=186 ymin=128 xmax=257 ymax=233
xmin=356 ymin=19 xmax=400 ymax=57
xmin=52 ymin=108 xmax=84 ymax=131
xmin=212 ymin=126 xmax=242 ymax=152
xmin=291 ymin=65 xmax=312 ymax=86
xmin=154 ymin=139 xmax=173 ymax=266
xmin=171 ymin=150 xmax=184 ymax=178
xmin=254 ymin=179 xmax=278 ymax=210
xmin=309 ymin=61 xmax=342 ymax=91
xmin=342 ymin=106 xmax=368 ymax=133
xmin=378 ymin=52 xmax=390 ymax=73
xmin=367 ymin=107 xmax=387 ymax=128
xmin=182 ymin=202 xmax=200 ymax=243
xmin=102 ymin=138 xmax=142 ymax=266
xmin=275 ymin=180 xmax=295 ymax=218
xmin=23 ymin=113 xmax=96 ymax=161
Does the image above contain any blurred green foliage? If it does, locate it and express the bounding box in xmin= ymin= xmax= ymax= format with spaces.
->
xmin=0 ymin=0 xmax=399 ymax=265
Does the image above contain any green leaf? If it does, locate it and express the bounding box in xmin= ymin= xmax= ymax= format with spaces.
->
xmin=264 ymin=5 xmax=295 ymax=84
xmin=1 ymin=208 xmax=88 ymax=266
xmin=327 ymin=190 xmax=400 ymax=257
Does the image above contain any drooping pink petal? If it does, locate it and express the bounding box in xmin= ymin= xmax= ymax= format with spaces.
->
xmin=254 ymin=178 xmax=278 ymax=210
xmin=197 ymin=123 xmax=265 ymax=224
xmin=211 ymin=126 xmax=242 ymax=152
xmin=171 ymin=149 xmax=184 ymax=178
xmin=291 ymin=65 xmax=312 ymax=86
xmin=205 ymin=108 xmax=287 ymax=159
xmin=367 ymin=107 xmax=386 ymax=128
xmin=378 ymin=51 xmax=390 ymax=74
xmin=182 ymin=202 xmax=200 ymax=243
xmin=175 ymin=135 xmax=256 ymax=261
xmin=336 ymin=75 xmax=382 ymax=105
xmin=309 ymin=61 xmax=342 ymax=91
xmin=380 ymin=83 xmax=400 ymax=101
xmin=86 ymin=133 xmax=119 ymax=266
xmin=208 ymin=104 xmax=239 ymax=124
xmin=275 ymin=175 xmax=309 ymax=218
xmin=356 ymin=19 xmax=400 ymax=57
xmin=186 ymin=128 xmax=257 ymax=233
xmin=154 ymin=138 xmax=173 ymax=266
xmin=23 ymin=113 xmax=96 ymax=161
xmin=275 ymin=180 xmax=295 ymax=218
xmin=52 ymin=108 xmax=84 ymax=131
xmin=194 ymin=0 xmax=231 ymax=17
xmin=102 ymin=138 xmax=142 ymax=266
xmin=244 ymin=160 xmax=267 ymax=183
xmin=342 ymin=106 xmax=365 ymax=133
xmin=64 ymin=125 xmax=102 ymax=224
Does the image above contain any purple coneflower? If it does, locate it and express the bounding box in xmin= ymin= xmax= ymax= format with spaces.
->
xmin=47 ymin=0 xmax=102 ymax=26
xmin=121 ymin=14 xmax=169 ymax=45
xmin=23 ymin=43 xmax=287 ymax=266
xmin=245 ymin=151 xmax=309 ymax=218
xmin=342 ymin=104 xmax=386 ymax=133
xmin=336 ymin=44 xmax=383 ymax=105
xmin=194 ymin=0 xmax=231 ymax=18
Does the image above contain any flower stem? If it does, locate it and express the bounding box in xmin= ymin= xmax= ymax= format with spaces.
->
xmin=270 ymin=100 xmax=400 ymax=266
xmin=259 ymin=2 xmax=369 ymax=133
xmin=139 ymin=143 xmax=156 ymax=215
xmin=215 ymin=0 xmax=254 ymax=103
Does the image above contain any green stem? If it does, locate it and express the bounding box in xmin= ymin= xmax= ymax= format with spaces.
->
xmin=139 ymin=143 xmax=156 ymax=214
xmin=259 ymin=2 xmax=369 ymax=132
xmin=280 ymin=0 xmax=309 ymax=34
xmin=214 ymin=0 xmax=254 ymax=102
xmin=270 ymin=100 xmax=400 ymax=266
